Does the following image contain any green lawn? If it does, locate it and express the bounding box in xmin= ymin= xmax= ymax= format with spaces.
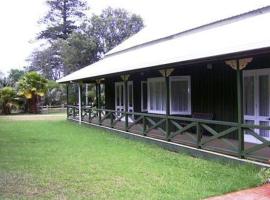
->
xmin=0 ymin=118 xmax=261 ymax=200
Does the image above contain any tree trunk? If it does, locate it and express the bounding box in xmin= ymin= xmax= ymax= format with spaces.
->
xmin=1 ymin=101 xmax=11 ymax=115
xmin=28 ymin=94 xmax=38 ymax=114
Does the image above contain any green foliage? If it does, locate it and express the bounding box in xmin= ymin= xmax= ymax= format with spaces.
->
xmin=0 ymin=71 xmax=8 ymax=87
xmin=18 ymin=71 xmax=48 ymax=99
xmin=45 ymin=80 xmax=66 ymax=105
xmin=0 ymin=87 xmax=16 ymax=114
xmin=0 ymin=119 xmax=261 ymax=199
xmin=258 ymin=168 xmax=270 ymax=183
xmin=47 ymin=79 xmax=59 ymax=90
xmin=87 ymin=89 xmax=96 ymax=102
xmin=28 ymin=43 xmax=64 ymax=80
xmin=84 ymin=7 xmax=144 ymax=54
xmin=8 ymin=69 xmax=25 ymax=87
xmin=58 ymin=32 xmax=99 ymax=74
xmin=38 ymin=0 xmax=88 ymax=40
xmin=30 ymin=7 xmax=144 ymax=79
xmin=67 ymin=84 xmax=79 ymax=105
xmin=18 ymin=72 xmax=48 ymax=113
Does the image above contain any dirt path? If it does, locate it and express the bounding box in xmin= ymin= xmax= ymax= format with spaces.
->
xmin=205 ymin=184 xmax=270 ymax=200
xmin=0 ymin=114 xmax=66 ymax=121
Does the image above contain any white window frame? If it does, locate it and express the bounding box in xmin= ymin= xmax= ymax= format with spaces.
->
xmin=243 ymin=68 xmax=270 ymax=143
xmin=141 ymin=81 xmax=147 ymax=112
xmin=147 ymin=77 xmax=166 ymax=114
xmin=169 ymin=76 xmax=191 ymax=115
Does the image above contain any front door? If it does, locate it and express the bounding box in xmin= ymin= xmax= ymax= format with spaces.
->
xmin=243 ymin=69 xmax=270 ymax=143
xmin=115 ymin=81 xmax=134 ymax=121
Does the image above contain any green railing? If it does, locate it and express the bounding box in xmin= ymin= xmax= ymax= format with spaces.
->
xmin=67 ymin=105 xmax=79 ymax=118
xmin=67 ymin=105 xmax=270 ymax=164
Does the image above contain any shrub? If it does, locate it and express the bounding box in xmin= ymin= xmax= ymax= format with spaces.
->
xmin=0 ymin=87 xmax=16 ymax=114
xmin=258 ymin=168 xmax=270 ymax=184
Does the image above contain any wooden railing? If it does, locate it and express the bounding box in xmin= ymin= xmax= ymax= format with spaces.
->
xmin=40 ymin=105 xmax=66 ymax=114
xmin=66 ymin=105 xmax=270 ymax=163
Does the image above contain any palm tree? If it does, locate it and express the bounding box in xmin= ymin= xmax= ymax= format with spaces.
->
xmin=18 ymin=72 xmax=48 ymax=113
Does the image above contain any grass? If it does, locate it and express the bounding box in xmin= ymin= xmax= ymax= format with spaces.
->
xmin=0 ymin=117 xmax=261 ymax=200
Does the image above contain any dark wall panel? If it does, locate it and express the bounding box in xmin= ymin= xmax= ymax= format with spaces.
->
xmin=104 ymin=54 xmax=270 ymax=123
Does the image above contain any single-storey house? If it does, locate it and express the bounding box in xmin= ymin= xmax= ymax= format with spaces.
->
xmin=58 ymin=6 xmax=270 ymax=164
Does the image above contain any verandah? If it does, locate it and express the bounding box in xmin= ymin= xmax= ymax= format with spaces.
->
xmin=65 ymin=57 xmax=270 ymax=165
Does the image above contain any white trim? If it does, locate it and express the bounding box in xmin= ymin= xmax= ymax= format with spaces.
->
xmin=115 ymin=82 xmax=125 ymax=119
xmin=169 ymin=76 xmax=191 ymax=115
xmin=243 ymin=68 xmax=270 ymax=143
xmin=147 ymin=76 xmax=192 ymax=115
xmin=243 ymin=70 xmax=255 ymax=119
xmin=147 ymin=77 xmax=166 ymax=114
xmin=127 ymin=81 xmax=134 ymax=113
xmin=141 ymin=81 xmax=147 ymax=112
xmin=78 ymin=84 xmax=82 ymax=124
xmin=85 ymin=84 xmax=88 ymax=105
xmin=115 ymin=81 xmax=134 ymax=121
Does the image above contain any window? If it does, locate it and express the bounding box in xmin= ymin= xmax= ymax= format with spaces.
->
xmin=147 ymin=77 xmax=166 ymax=114
xmin=170 ymin=76 xmax=191 ymax=115
xmin=141 ymin=81 xmax=147 ymax=112
xmin=128 ymin=81 xmax=133 ymax=108
xmin=243 ymin=69 xmax=270 ymax=141
xmin=147 ymin=76 xmax=191 ymax=115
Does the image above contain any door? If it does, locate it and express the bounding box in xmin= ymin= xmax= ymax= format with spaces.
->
xmin=243 ymin=69 xmax=270 ymax=143
xmin=115 ymin=81 xmax=134 ymax=121
xmin=127 ymin=81 xmax=134 ymax=113
xmin=115 ymin=82 xmax=124 ymax=119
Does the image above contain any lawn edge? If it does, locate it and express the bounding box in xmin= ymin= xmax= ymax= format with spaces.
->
xmin=68 ymin=119 xmax=270 ymax=169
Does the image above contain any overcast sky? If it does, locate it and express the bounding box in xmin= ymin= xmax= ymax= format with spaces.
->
xmin=0 ymin=0 xmax=269 ymax=74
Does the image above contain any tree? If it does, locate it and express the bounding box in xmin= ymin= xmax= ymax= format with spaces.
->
xmin=59 ymin=7 xmax=144 ymax=73
xmin=0 ymin=87 xmax=16 ymax=114
xmin=28 ymin=33 xmax=98 ymax=78
xmin=58 ymin=32 xmax=99 ymax=74
xmin=38 ymin=0 xmax=88 ymax=41
xmin=18 ymin=72 xmax=48 ymax=113
xmin=31 ymin=7 xmax=144 ymax=79
xmin=0 ymin=71 xmax=8 ymax=87
xmin=83 ymin=7 xmax=144 ymax=55
xmin=28 ymin=44 xmax=64 ymax=80
xmin=45 ymin=80 xmax=66 ymax=105
xmin=8 ymin=69 xmax=25 ymax=87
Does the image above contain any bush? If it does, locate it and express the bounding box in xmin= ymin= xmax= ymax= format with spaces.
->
xmin=258 ymin=168 xmax=270 ymax=184
xmin=0 ymin=87 xmax=16 ymax=114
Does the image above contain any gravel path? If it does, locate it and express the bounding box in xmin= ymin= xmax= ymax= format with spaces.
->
xmin=0 ymin=114 xmax=66 ymax=121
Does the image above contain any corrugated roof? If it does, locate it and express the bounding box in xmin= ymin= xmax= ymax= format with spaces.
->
xmin=58 ymin=6 xmax=270 ymax=83
xmin=105 ymin=3 xmax=270 ymax=56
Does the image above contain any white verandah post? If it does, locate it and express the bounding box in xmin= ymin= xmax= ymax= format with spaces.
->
xmin=78 ymin=83 xmax=82 ymax=124
xmin=85 ymin=84 xmax=88 ymax=106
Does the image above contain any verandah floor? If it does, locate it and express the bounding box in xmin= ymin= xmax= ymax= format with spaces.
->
xmin=78 ymin=116 xmax=270 ymax=164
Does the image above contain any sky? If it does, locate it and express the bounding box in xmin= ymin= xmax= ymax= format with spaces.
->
xmin=0 ymin=0 xmax=270 ymax=74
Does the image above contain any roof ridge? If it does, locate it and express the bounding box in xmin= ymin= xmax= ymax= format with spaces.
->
xmin=105 ymin=5 xmax=270 ymax=58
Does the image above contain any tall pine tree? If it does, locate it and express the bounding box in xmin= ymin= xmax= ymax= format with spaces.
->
xmin=38 ymin=0 xmax=88 ymax=40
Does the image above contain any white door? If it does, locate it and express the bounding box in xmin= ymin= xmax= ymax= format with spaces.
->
xmin=243 ymin=69 xmax=270 ymax=143
xmin=115 ymin=82 xmax=124 ymax=119
xmin=115 ymin=81 xmax=134 ymax=121
xmin=127 ymin=81 xmax=134 ymax=114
